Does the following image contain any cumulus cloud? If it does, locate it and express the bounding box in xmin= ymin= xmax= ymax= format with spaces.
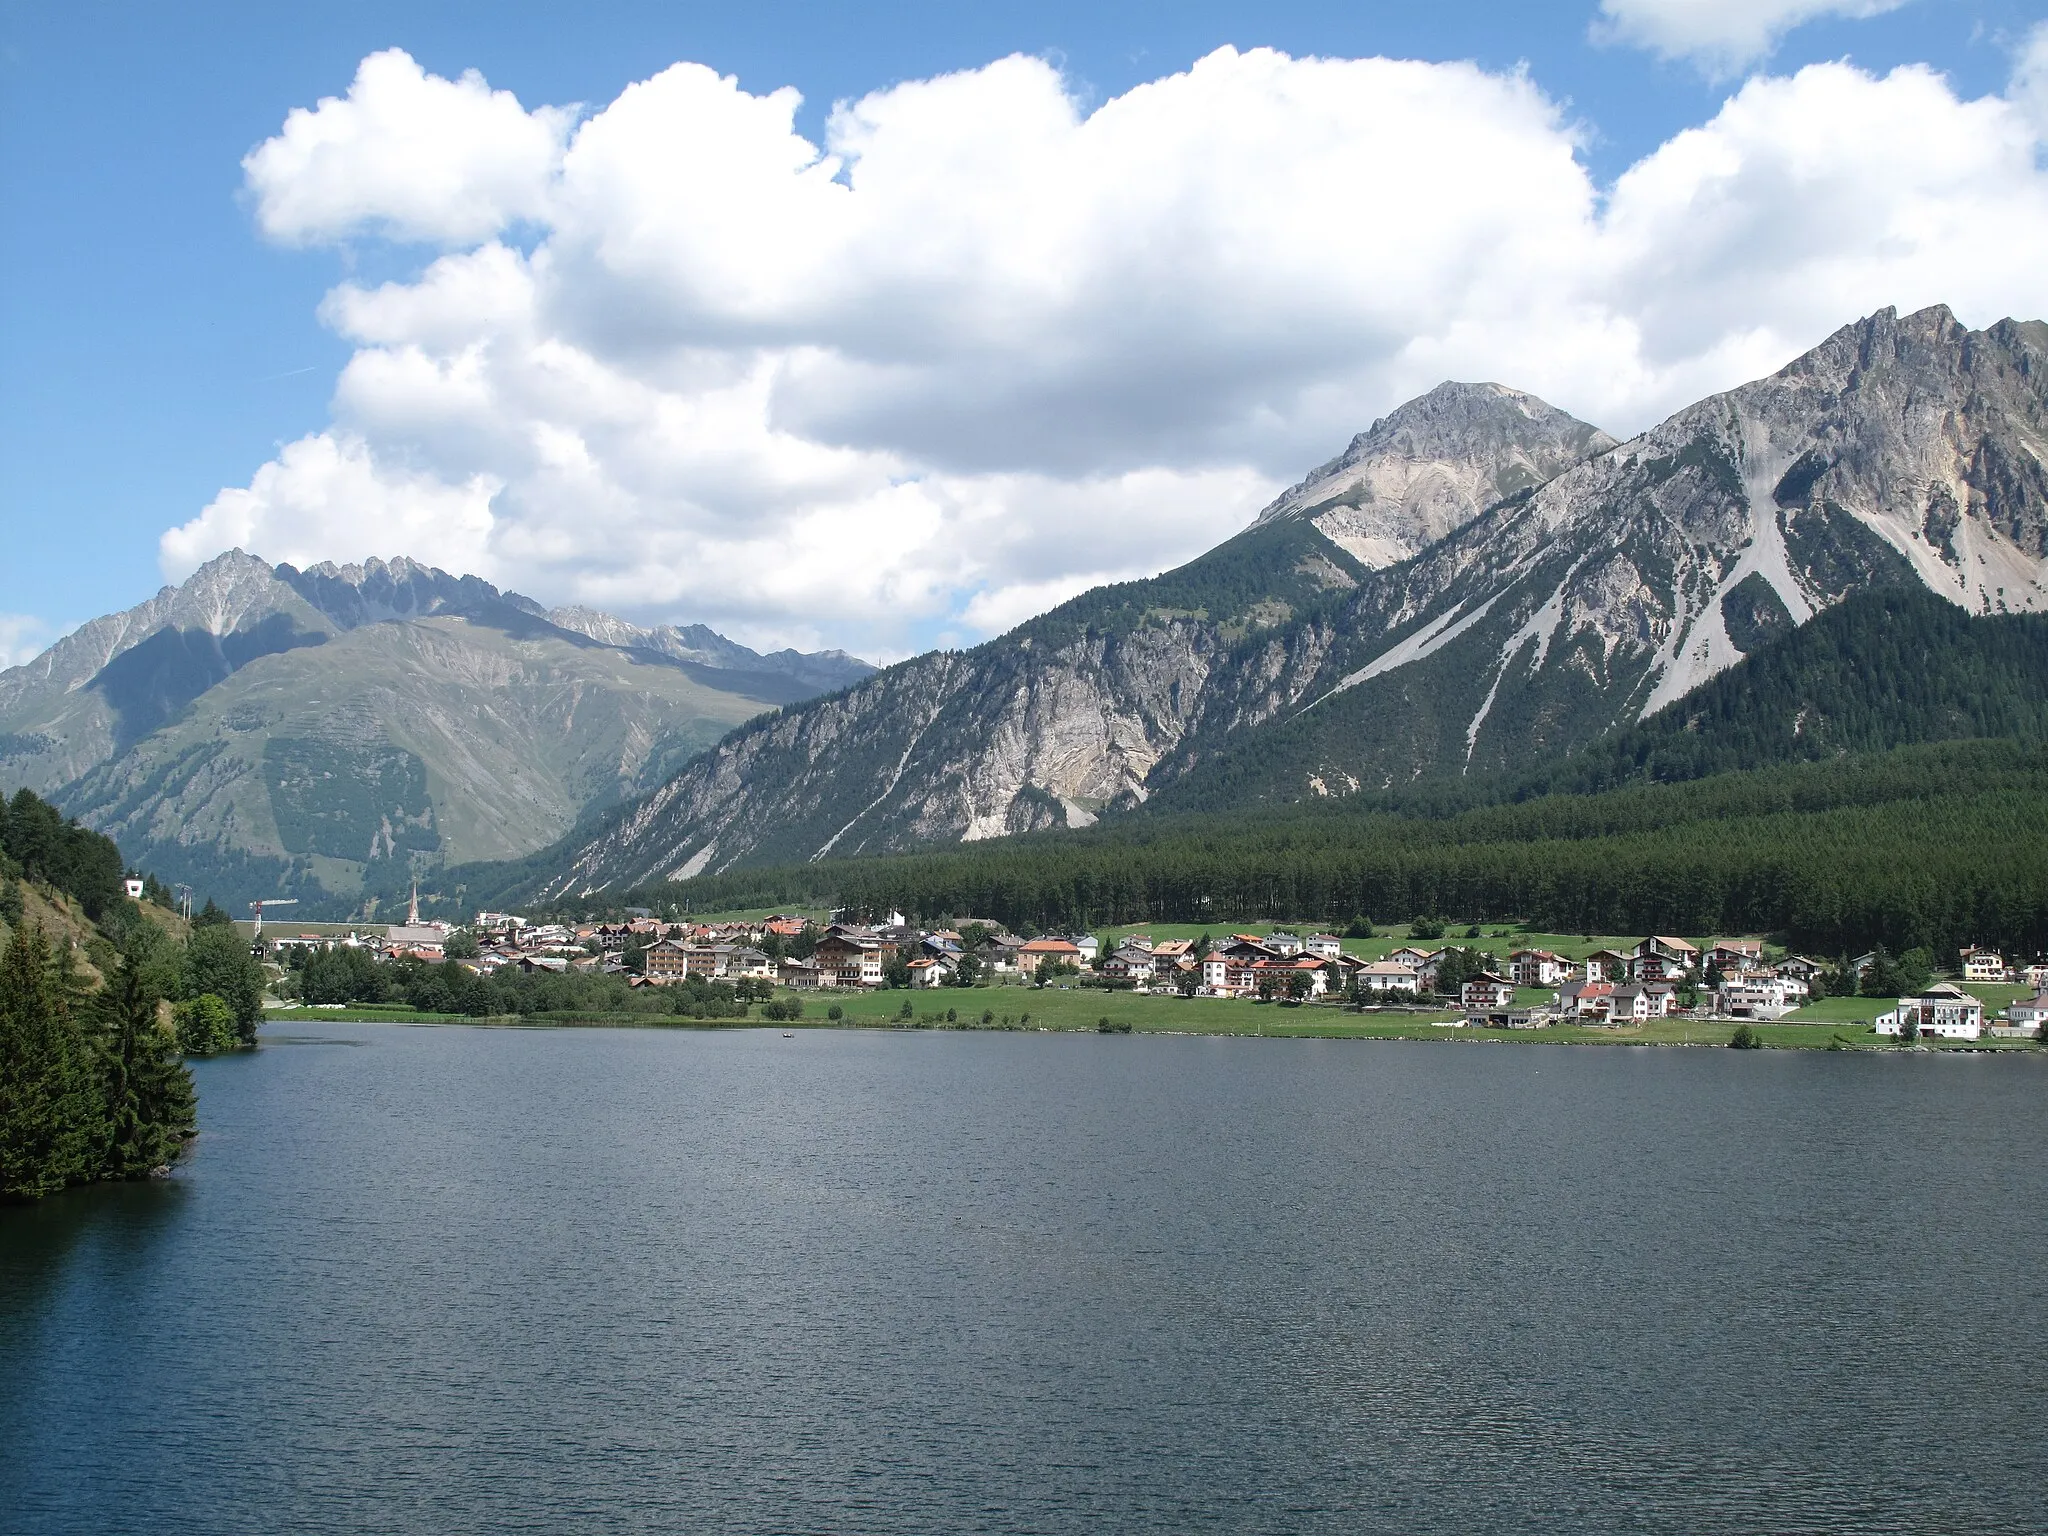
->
xmin=165 ymin=45 xmax=2048 ymax=659
xmin=1593 ymin=0 xmax=1910 ymax=72
xmin=0 ymin=614 xmax=52 ymax=671
xmin=243 ymin=48 xmax=572 ymax=245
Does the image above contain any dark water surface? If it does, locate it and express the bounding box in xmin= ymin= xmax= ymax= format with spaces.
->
xmin=4 ymin=1025 xmax=2045 ymax=1533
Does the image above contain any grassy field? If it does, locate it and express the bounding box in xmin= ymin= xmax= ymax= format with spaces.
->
xmin=267 ymin=983 xmax=2047 ymax=1051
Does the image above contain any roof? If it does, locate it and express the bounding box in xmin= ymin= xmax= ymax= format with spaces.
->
xmin=1647 ymin=935 xmax=1700 ymax=952
xmin=1019 ymin=938 xmax=1080 ymax=954
xmin=1359 ymin=960 xmax=1420 ymax=976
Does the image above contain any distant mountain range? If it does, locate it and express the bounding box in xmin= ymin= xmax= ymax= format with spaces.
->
xmin=0 ymin=555 xmax=872 ymax=915
xmin=11 ymin=303 xmax=2045 ymax=918
xmin=545 ymin=304 xmax=2048 ymax=897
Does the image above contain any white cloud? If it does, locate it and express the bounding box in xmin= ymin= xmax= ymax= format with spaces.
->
xmin=168 ymin=46 xmax=2048 ymax=660
xmin=163 ymin=432 xmax=501 ymax=579
xmin=243 ymin=48 xmax=572 ymax=245
xmin=0 ymin=614 xmax=52 ymax=671
xmin=1593 ymin=0 xmax=1911 ymax=72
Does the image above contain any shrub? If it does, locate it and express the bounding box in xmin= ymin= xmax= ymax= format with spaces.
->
xmin=1728 ymin=1024 xmax=1762 ymax=1049
xmin=1408 ymin=918 xmax=1446 ymax=941
xmin=762 ymin=997 xmax=803 ymax=1023
xmin=827 ymin=1003 xmax=844 ymax=1021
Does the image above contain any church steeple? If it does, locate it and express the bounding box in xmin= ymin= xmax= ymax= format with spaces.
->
xmin=408 ymin=876 xmax=420 ymax=927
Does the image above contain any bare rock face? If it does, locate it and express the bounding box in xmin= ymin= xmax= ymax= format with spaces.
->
xmin=1253 ymin=382 xmax=1615 ymax=567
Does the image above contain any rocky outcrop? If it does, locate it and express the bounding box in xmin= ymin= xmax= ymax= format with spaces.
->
xmin=1253 ymin=381 xmax=1615 ymax=567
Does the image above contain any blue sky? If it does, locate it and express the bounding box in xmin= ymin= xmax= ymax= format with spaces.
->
xmin=2 ymin=0 xmax=2044 ymax=661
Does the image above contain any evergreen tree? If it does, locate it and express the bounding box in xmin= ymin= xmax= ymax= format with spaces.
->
xmin=0 ymin=923 xmax=102 ymax=1201
xmin=94 ymin=961 xmax=195 ymax=1180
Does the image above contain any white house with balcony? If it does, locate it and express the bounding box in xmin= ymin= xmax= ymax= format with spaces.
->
xmin=1874 ymin=984 xmax=1984 ymax=1041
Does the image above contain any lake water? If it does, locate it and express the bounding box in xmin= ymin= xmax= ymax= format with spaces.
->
xmin=4 ymin=1025 xmax=2045 ymax=1533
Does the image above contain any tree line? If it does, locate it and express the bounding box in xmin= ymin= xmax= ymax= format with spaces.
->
xmin=570 ymin=741 xmax=2048 ymax=959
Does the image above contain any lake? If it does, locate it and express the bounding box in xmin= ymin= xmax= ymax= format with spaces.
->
xmin=4 ymin=1025 xmax=2045 ymax=1533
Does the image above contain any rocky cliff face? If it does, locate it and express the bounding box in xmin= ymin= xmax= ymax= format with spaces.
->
xmin=555 ymin=304 xmax=2048 ymax=891
xmin=1253 ymin=381 xmax=1615 ymax=567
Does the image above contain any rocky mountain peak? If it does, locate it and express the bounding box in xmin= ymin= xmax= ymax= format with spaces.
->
xmin=275 ymin=556 xmax=548 ymax=631
xmin=1255 ymin=381 xmax=1616 ymax=569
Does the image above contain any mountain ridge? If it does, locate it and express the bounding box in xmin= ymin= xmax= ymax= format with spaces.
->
xmin=545 ymin=303 xmax=2048 ymax=895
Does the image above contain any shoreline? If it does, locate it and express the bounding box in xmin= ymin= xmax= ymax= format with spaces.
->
xmin=262 ymin=1002 xmax=2043 ymax=1053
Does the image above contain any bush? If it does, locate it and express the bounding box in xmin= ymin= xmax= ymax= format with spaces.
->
xmin=762 ymin=997 xmax=804 ymax=1022
xmin=827 ymin=1003 xmax=844 ymax=1021
xmin=1728 ymin=1024 xmax=1762 ymax=1049
xmin=1096 ymin=1017 xmax=1132 ymax=1034
xmin=1408 ymin=918 xmax=1446 ymax=941
xmin=174 ymin=993 xmax=238 ymax=1055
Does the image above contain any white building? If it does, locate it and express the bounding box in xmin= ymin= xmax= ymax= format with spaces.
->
xmin=1875 ymin=984 xmax=1984 ymax=1041
xmin=1995 ymin=992 xmax=2048 ymax=1038
xmin=1354 ymin=960 xmax=1422 ymax=995
xmin=1962 ymin=951 xmax=2009 ymax=983
xmin=1305 ymin=934 xmax=1344 ymax=959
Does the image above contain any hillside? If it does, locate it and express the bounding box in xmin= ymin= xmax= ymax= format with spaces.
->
xmin=0 ymin=553 xmax=873 ymax=915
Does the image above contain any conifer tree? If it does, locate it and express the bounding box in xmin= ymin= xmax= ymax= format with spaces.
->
xmin=94 ymin=961 xmax=195 ymax=1180
xmin=0 ymin=923 xmax=102 ymax=1201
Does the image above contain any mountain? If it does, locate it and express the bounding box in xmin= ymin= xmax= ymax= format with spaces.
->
xmin=1146 ymin=304 xmax=2048 ymax=811
xmin=1252 ymin=381 xmax=1616 ymax=567
xmin=0 ymin=553 xmax=873 ymax=914
xmin=547 ymin=304 xmax=2048 ymax=895
xmin=541 ymin=386 xmax=1615 ymax=891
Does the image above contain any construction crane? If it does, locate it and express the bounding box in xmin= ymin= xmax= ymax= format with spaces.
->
xmin=249 ymin=897 xmax=298 ymax=939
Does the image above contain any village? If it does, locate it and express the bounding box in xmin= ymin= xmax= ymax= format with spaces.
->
xmin=261 ymin=900 xmax=2048 ymax=1043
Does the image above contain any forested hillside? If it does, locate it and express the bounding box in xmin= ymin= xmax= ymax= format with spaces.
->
xmin=570 ymin=741 xmax=2048 ymax=961
xmin=1 ymin=788 xmax=266 ymax=1202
